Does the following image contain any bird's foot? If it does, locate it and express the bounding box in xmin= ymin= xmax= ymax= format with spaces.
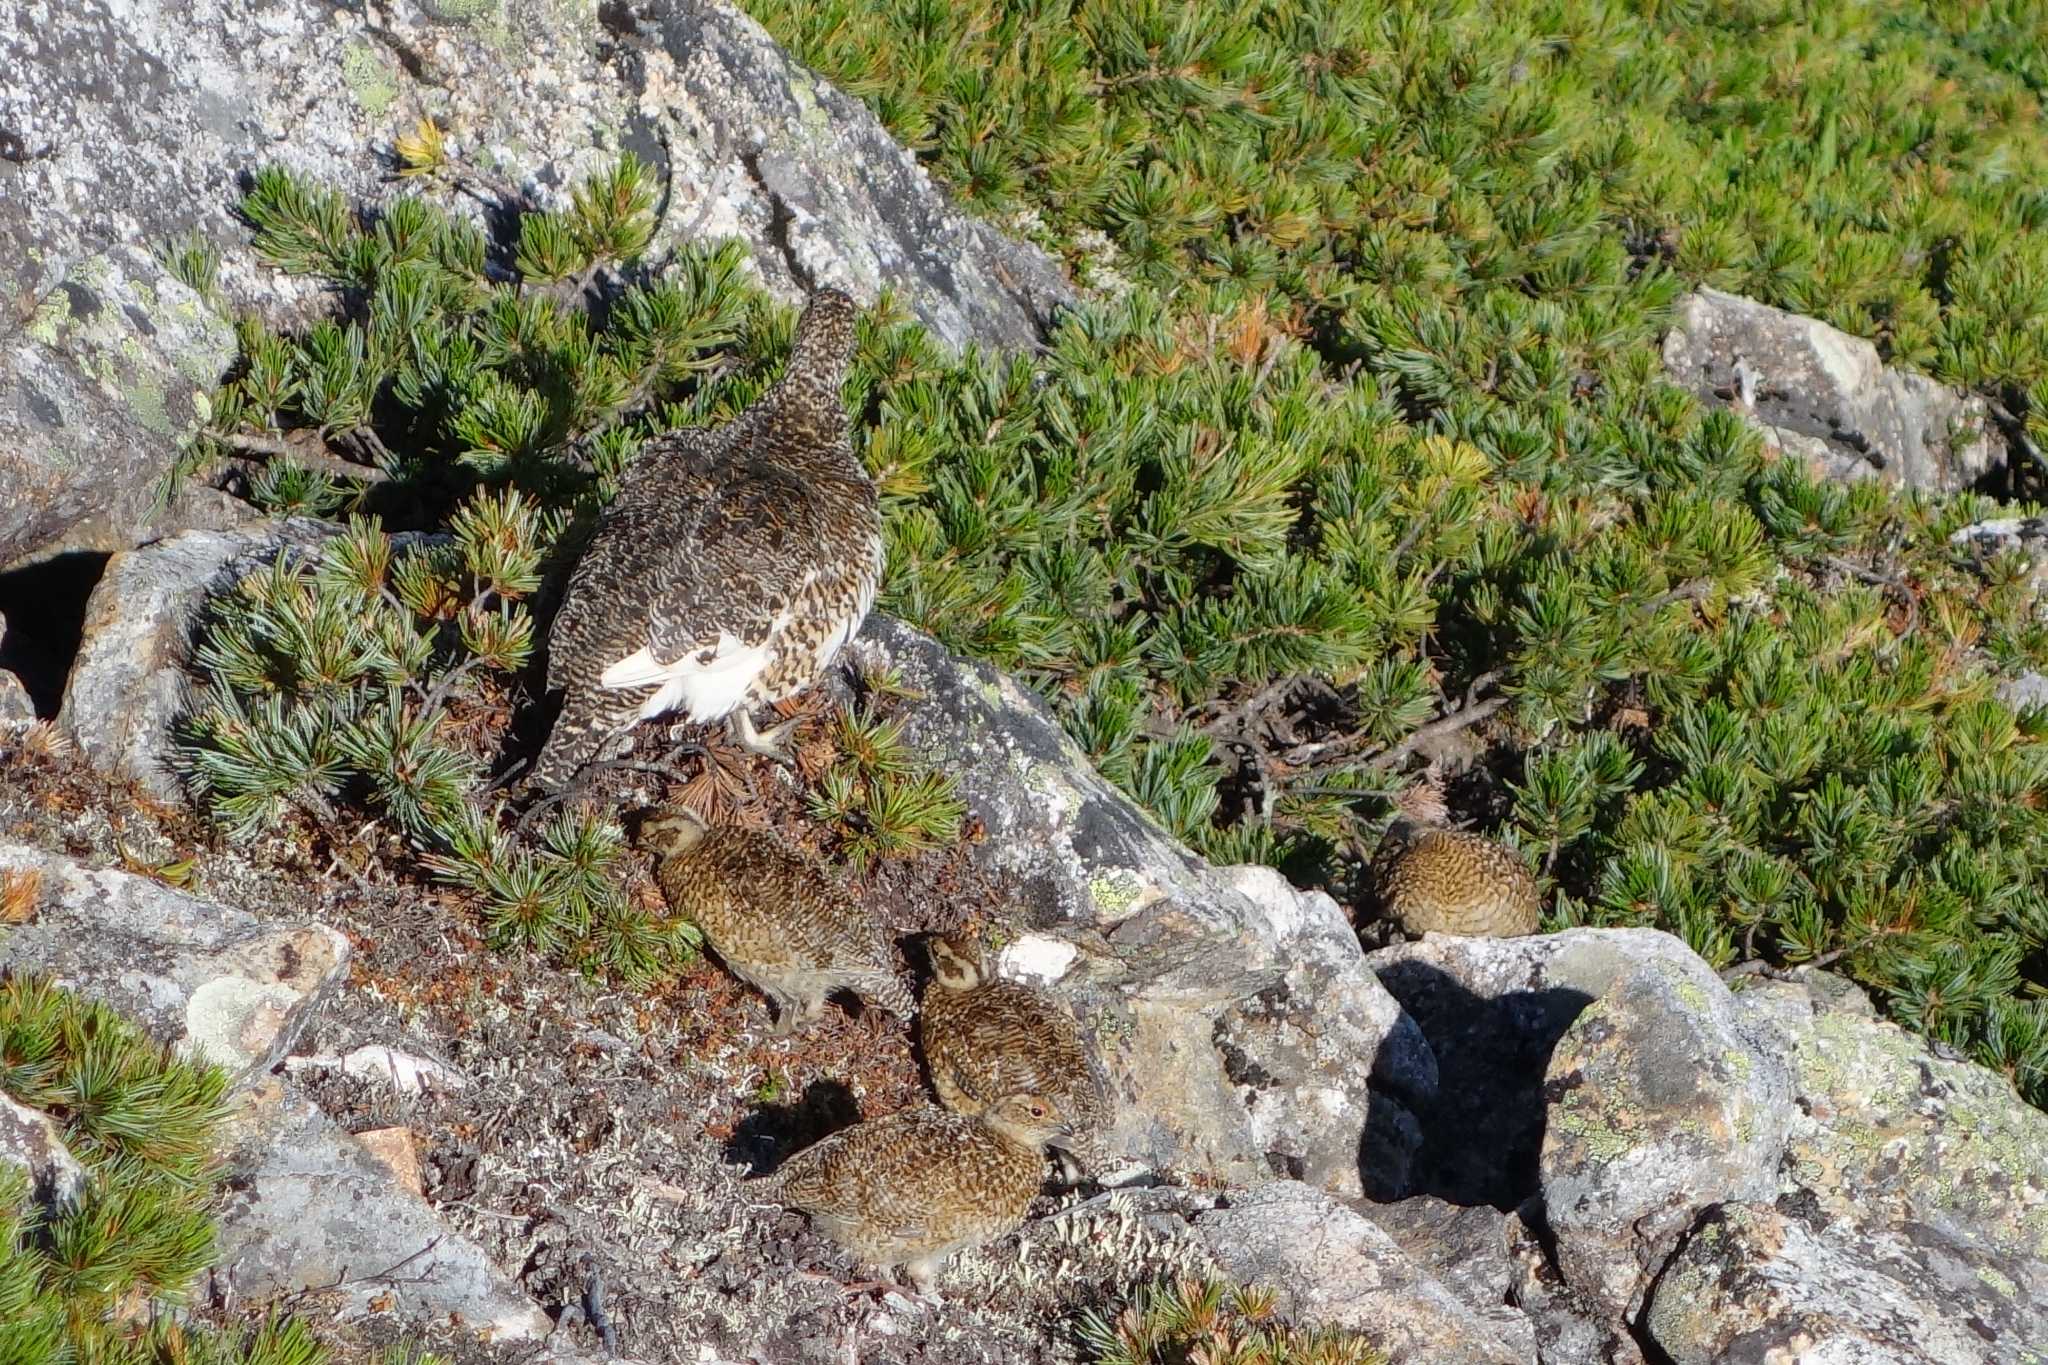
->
xmin=731 ymin=708 xmax=798 ymax=765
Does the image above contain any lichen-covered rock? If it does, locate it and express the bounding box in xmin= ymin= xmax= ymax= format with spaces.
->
xmin=1371 ymin=928 xmax=1792 ymax=1319
xmin=1364 ymin=1197 xmax=1535 ymax=1362
xmin=853 ymin=617 xmax=1429 ymax=1193
xmin=1213 ymin=865 xmax=1436 ymax=1199
xmin=214 ymin=1078 xmax=551 ymax=1339
xmin=1735 ymin=970 xmax=2048 ymax=1272
xmin=1643 ymin=1201 xmax=2041 ymax=1364
xmin=1536 ymin=933 xmax=1793 ymax=1318
xmin=57 ymin=519 xmax=368 ymax=798
xmin=1662 ymin=288 xmax=2001 ymax=491
xmin=1624 ymin=969 xmax=2048 ymax=1362
xmin=0 ymin=1089 xmax=87 ymax=1214
xmin=0 ymin=841 xmax=348 ymax=1083
xmin=0 ymin=241 xmax=236 ymax=567
xmin=1191 ymin=1182 xmax=1522 ymax=1364
xmin=0 ymin=0 xmax=1068 ymax=563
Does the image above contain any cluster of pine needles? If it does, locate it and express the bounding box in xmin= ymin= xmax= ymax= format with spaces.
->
xmin=0 ymin=971 xmax=444 ymax=1365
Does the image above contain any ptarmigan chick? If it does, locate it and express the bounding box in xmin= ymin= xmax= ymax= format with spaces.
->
xmin=1371 ymin=781 xmax=1541 ymax=939
xmin=919 ymin=933 xmax=1109 ymax=1174
xmin=641 ymin=808 xmax=910 ymax=1034
xmin=531 ymin=287 xmax=880 ymax=789
xmin=749 ymin=1092 xmax=1070 ymax=1296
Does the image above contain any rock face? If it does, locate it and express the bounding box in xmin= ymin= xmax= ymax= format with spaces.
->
xmin=213 ymin=1079 xmax=551 ymax=1340
xmin=1645 ymin=1201 xmax=2025 ymax=1365
xmin=0 ymin=0 xmax=1071 ymax=566
xmin=0 ymin=841 xmax=349 ymax=1084
xmin=1654 ymin=970 xmax=2048 ymax=1363
xmin=1191 ymin=1183 xmax=1522 ymax=1365
xmin=0 ymin=1089 xmax=87 ymax=1215
xmin=1372 ymin=930 xmax=2048 ymax=1363
xmin=1662 ymin=288 xmax=2001 ymax=491
xmin=0 ymin=240 xmax=237 ymax=570
xmin=56 ymin=521 xmax=333 ymax=798
xmin=852 ymin=616 xmax=1433 ymax=1195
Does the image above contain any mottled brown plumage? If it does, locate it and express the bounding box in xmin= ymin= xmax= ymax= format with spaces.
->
xmin=750 ymin=1092 xmax=1069 ymax=1292
xmin=531 ymin=288 xmax=880 ymax=789
xmin=1372 ymin=784 xmax=1541 ymax=938
xmin=641 ymin=809 xmax=910 ymax=1033
xmin=918 ymin=934 xmax=1109 ymax=1170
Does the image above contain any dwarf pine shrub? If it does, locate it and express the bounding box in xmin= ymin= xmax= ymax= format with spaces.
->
xmin=0 ymin=974 xmax=422 ymax=1364
xmin=736 ymin=0 xmax=2048 ymax=1086
xmin=1078 ymin=1277 xmax=1385 ymax=1364
xmin=172 ymin=0 xmax=2048 ymax=1108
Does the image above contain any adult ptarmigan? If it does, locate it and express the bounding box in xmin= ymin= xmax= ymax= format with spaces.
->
xmin=529 ymin=288 xmax=879 ymax=790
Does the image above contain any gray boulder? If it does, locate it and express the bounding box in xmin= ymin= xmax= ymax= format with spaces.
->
xmin=1 ymin=0 xmax=1070 ymax=566
xmin=0 ymin=671 xmax=30 ymax=726
xmin=1644 ymin=1201 xmax=2032 ymax=1364
xmin=1363 ymin=1197 xmax=1535 ymax=1361
xmin=213 ymin=1077 xmax=552 ymax=1340
xmin=852 ymin=617 xmax=1433 ymax=1194
xmin=0 ymin=1089 xmax=87 ymax=1215
xmin=1632 ymin=969 xmax=2048 ymax=1363
xmin=56 ymin=521 xmax=335 ymax=798
xmin=1662 ymin=288 xmax=2000 ymax=491
xmin=1191 ymin=1182 xmax=1522 ymax=1364
xmin=0 ymin=841 xmax=349 ymax=1084
xmin=1370 ymin=929 xmax=1793 ymax=1319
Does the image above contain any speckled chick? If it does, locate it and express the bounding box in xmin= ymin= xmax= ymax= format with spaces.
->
xmin=641 ymin=809 xmax=910 ymax=1033
xmin=1373 ymin=783 xmax=1541 ymax=938
xmin=919 ymin=934 xmax=1109 ymax=1167
xmin=531 ymin=288 xmax=881 ymax=790
xmin=750 ymin=1092 xmax=1070 ymax=1292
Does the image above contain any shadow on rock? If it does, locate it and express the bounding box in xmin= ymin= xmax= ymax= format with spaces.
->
xmin=1367 ymin=959 xmax=1594 ymax=1210
xmin=724 ymin=1078 xmax=861 ymax=1177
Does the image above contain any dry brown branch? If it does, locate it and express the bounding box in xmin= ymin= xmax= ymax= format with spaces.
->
xmin=215 ymin=430 xmax=395 ymax=484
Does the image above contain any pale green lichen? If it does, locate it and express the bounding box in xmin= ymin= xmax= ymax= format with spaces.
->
xmin=1977 ymin=1265 xmax=2017 ymax=1298
xmin=1552 ymin=1089 xmax=1639 ymax=1162
xmin=1652 ymin=953 xmax=1711 ymax=1014
xmin=1089 ymin=870 xmax=1143 ymax=917
xmin=1724 ymin=1047 xmax=1754 ymax=1084
xmin=341 ymin=41 xmax=399 ymax=117
xmin=25 ymin=290 xmax=70 ymax=346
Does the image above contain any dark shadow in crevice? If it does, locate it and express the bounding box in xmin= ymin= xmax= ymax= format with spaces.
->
xmin=723 ymin=1077 xmax=860 ymax=1178
xmin=1364 ymin=959 xmax=1596 ymax=1211
xmin=0 ymin=550 xmax=111 ymax=716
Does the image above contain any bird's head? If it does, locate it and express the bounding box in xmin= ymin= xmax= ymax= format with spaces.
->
xmin=638 ymin=805 xmax=711 ymax=860
xmin=983 ymin=1091 xmax=1073 ymax=1147
xmin=924 ymin=932 xmax=986 ymax=992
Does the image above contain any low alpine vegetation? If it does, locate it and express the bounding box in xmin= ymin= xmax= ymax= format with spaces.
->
xmin=1078 ymin=1277 xmax=1385 ymax=1364
xmin=171 ymin=0 xmax=2048 ymax=1110
xmin=0 ymin=973 xmax=422 ymax=1364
